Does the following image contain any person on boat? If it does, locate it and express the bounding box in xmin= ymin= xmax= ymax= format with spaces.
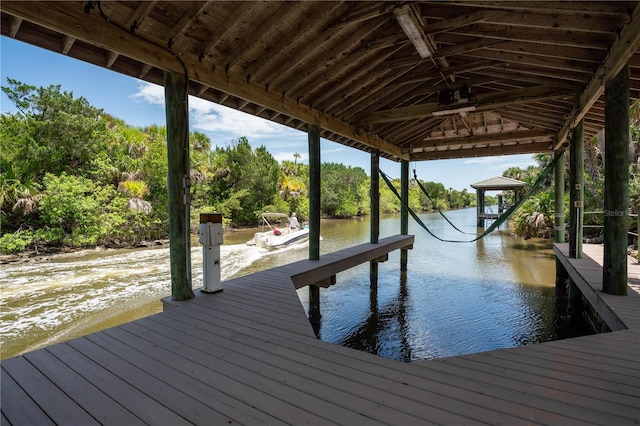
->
xmin=289 ymin=212 xmax=299 ymax=230
xmin=273 ymin=227 xmax=281 ymax=236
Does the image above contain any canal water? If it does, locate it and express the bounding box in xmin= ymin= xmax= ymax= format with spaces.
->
xmin=0 ymin=208 xmax=591 ymax=361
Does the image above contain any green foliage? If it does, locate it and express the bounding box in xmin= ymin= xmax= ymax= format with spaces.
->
xmin=510 ymin=192 xmax=555 ymax=239
xmin=1 ymin=78 xmax=109 ymax=179
xmin=0 ymin=230 xmax=36 ymax=254
xmin=39 ymin=173 xmax=112 ymax=246
xmin=203 ymin=137 xmax=280 ymax=225
xmin=320 ymin=163 xmax=368 ymax=217
xmin=1 ymin=78 xmax=513 ymax=254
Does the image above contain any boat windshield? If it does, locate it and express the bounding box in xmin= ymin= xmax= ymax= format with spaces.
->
xmin=260 ymin=213 xmax=289 ymax=231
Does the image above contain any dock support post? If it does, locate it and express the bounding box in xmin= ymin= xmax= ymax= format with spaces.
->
xmin=555 ymin=149 xmax=567 ymax=292
xmin=568 ymin=278 xmax=582 ymax=317
xmin=554 ymin=149 xmax=565 ymax=244
xmin=370 ymin=150 xmax=380 ymax=289
xmin=603 ymin=64 xmax=629 ymax=296
xmin=476 ymin=189 xmax=485 ymax=227
xmin=307 ymin=124 xmax=322 ymax=326
xmin=164 ymin=71 xmax=193 ymax=301
xmin=569 ymin=121 xmax=584 ymax=259
xmin=400 ymin=160 xmax=409 ymax=272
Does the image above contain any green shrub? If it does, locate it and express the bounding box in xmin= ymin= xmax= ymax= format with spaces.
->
xmin=0 ymin=230 xmax=35 ymax=254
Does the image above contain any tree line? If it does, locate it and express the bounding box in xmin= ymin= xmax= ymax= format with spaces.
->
xmin=0 ymin=79 xmax=475 ymax=254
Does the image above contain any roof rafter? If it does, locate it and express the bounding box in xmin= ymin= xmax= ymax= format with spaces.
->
xmin=413 ymin=129 xmax=554 ymax=150
xmin=555 ymin=2 xmax=640 ymax=149
xmin=357 ymin=85 xmax=573 ymax=125
xmin=2 ymin=0 xmax=407 ymax=160
xmin=411 ymin=140 xmax=551 ymax=160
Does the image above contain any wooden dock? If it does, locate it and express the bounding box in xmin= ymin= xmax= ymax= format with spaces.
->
xmin=2 ymin=237 xmax=639 ymax=425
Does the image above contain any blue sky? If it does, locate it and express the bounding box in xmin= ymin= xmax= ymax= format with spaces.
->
xmin=1 ymin=37 xmax=537 ymax=190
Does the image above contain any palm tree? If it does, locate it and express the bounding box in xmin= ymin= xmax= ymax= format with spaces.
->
xmin=117 ymin=180 xmax=152 ymax=214
xmin=0 ymin=161 xmax=41 ymax=217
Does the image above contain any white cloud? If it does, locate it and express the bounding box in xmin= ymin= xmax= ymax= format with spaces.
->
xmin=321 ymin=146 xmax=348 ymax=155
xmin=130 ymin=82 xmax=301 ymax=140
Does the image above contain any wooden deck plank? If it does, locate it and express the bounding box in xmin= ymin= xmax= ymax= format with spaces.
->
xmin=460 ymin=343 xmax=640 ymax=386
xmin=44 ymin=342 xmax=192 ymax=425
xmin=438 ymin=353 xmax=640 ymax=408
xmin=148 ymin=310 xmax=497 ymax=425
xmin=1 ymin=356 xmax=100 ymax=425
xmin=23 ymin=349 xmax=144 ymax=425
xmin=214 ymin=285 xmax=309 ymax=318
xmin=408 ymin=362 xmax=629 ymax=425
xmin=100 ymin=323 xmax=348 ymax=426
xmin=83 ymin=331 xmax=289 ymax=426
xmin=168 ymin=282 xmax=636 ymax=426
xmin=554 ymin=243 xmax=640 ymax=331
xmin=109 ymin=320 xmax=385 ymax=425
xmin=131 ymin=315 xmax=443 ymax=426
xmin=1 ymin=367 xmax=55 ymax=426
xmin=62 ymin=336 xmax=237 ymax=425
xmin=156 ymin=303 xmax=585 ymax=425
xmin=167 ymin=297 xmax=610 ymax=425
xmin=187 ymin=290 xmax=316 ymax=337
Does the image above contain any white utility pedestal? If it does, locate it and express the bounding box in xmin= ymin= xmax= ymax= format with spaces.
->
xmin=199 ymin=213 xmax=223 ymax=293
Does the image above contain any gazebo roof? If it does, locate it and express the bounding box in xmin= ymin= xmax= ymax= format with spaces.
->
xmin=470 ymin=176 xmax=526 ymax=190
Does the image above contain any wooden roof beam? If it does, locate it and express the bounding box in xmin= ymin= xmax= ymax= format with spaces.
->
xmin=555 ymin=3 xmax=640 ymax=150
xmin=61 ymin=35 xmax=75 ymax=55
xmin=433 ymin=38 xmax=503 ymax=58
xmin=245 ymin=2 xmax=347 ymax=81
xmin=8 ymin=15 xmax=21 ymax=37
xmin=357 ymin=85 xmax=573 ymax=125
xmin=423 ymin=10 xmax=505 ymax=36
xmin=413 ymin=129 xmax=554 ymax=150
xmin=196 ymin=2 xmax=259 ymax=61
xmin=410 ymin=140 xmax=552 ymax=161
xmin=103 ymin=1 xmax=157 ymax=68
xmin=439 ymin=2 xmax=633 ymax=17
xmin=165 ymin=1 xmax=209 ymax=48
xmin=0 ymin=1 xmax=407 ymax=160
xmin=221 ymin=2 xmax=306 ymax=70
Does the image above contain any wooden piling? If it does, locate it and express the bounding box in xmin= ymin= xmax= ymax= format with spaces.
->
xmin=554 ymin=149 xmax=565 ymax=244
xmin=476 ymin=189 xmax=485 ymax=227
xmin=307 ymin=124 xmax=321 ymax=323
xmin=164 ymin=71 xmax=193 ymax=301
xmin=569 ymin=121 xmax=584 ymax=259
xmin=370 ymin=150 xmax=380 ymax=289
xmin=555 ymin=148 xmax=568 ymax=292
xmin=603 ymin=64 xmax=630 ymax=296
xmin=400 ymin=160 xmax=409 ymax=272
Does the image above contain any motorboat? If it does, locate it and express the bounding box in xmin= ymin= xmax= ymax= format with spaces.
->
xmin=246 ymin=213 xmax=309 ymax=250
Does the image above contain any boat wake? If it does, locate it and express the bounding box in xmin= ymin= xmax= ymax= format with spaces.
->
xmin=0 ymin=241 xmax=305 ymax=358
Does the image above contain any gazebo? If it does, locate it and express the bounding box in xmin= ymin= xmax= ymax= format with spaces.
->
xmin=471 ymin=176 xmax=526 ymax=226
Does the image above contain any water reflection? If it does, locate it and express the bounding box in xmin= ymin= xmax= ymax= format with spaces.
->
xmin=313 ymin=211 xmax=592 ymax=361
xmin=336 ymin=272 xmax=412 ymax=361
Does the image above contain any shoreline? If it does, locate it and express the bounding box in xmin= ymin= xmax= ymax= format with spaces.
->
xmin=0 ymin=212 xmax=468 ymax=264
xmin=0 ymin=239 xmax=171 ymax=265
xmin=0 ymin=225 xmax=263 ymax=265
